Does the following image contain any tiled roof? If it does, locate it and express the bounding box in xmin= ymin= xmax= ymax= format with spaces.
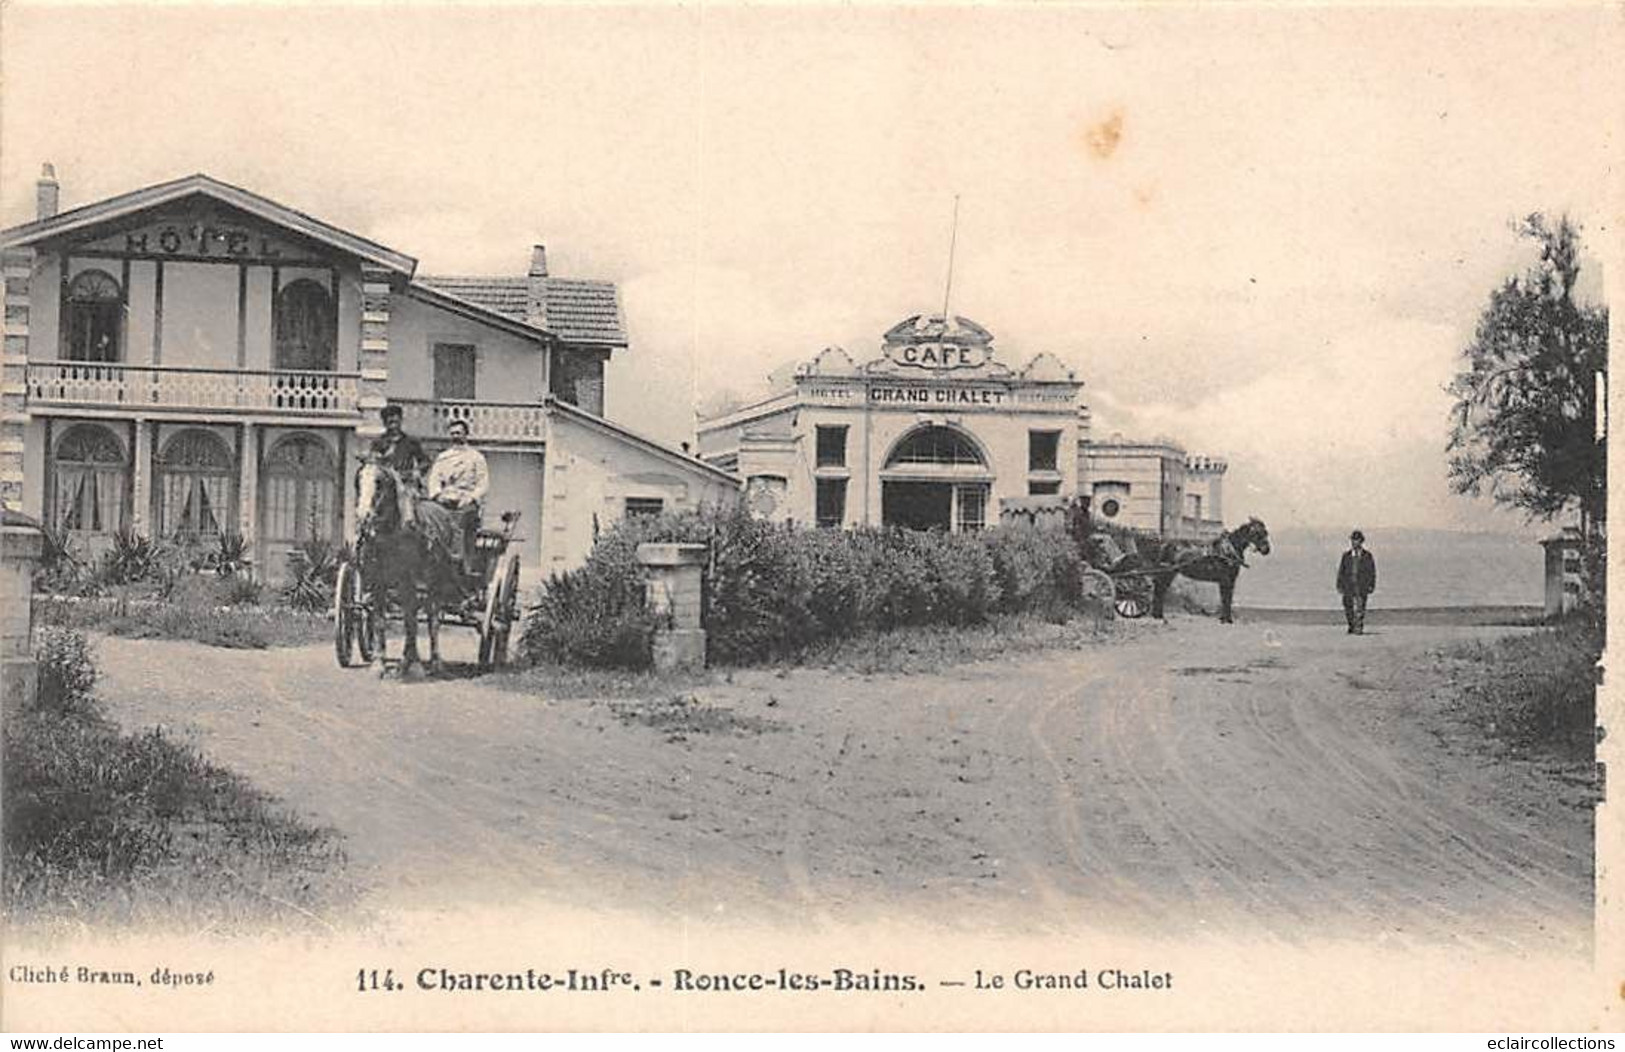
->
xmin=415 ymin=276 xmax=529 ymax=318
xmin=418 ymin=274 xmax=626 ymax=347
xmin=533 ymin=278 xmax=625 ymax=347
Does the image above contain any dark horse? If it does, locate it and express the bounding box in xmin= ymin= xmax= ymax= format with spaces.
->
xmin=1139 ymin=517 xmax=1271 ymax=623
xmin=354 ymin=460 xmax=464 ymax=677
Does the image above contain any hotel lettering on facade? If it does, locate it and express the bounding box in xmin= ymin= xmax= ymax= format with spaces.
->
xmin=697 ymin=314 xmax=1227 ymax=537
xmin=0 ymin=167 xmax=737 ymax=583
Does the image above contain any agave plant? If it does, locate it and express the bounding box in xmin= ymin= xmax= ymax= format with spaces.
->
xmin=212 ymin=531 xmax=251 ymax=578
xmin=281 ymin=532 xmax=340 ymax=612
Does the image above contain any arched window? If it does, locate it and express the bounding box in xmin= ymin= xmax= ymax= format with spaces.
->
xmin=65 ymin=269 xmax=123 ymax=362
xmin=274 ymin=279 xmax=336 ymax=371
xmin=884 ymin=426 xmax=986 ymax=468
xmin=53 ymin=423 xmax=127 ymax=538
xmin=262 ymin=434 xmax=337 ymax=544
xmin=158 ymin=429 xmax=235 ymax=539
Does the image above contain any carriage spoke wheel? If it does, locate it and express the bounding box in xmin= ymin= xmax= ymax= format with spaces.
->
xmin=477 ymin=552 xmax=521 ymax=670
xmin=334 ymin=561 xmax=371 ymax=666
xmin=1113 ymin=576 xmax=1154 ymax=620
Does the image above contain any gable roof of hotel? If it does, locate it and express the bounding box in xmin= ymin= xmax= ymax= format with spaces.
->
xmin=0 ymin=172 xmax=418 ymax=276
xmin=419 ymin=274 xmax=627 ymax=348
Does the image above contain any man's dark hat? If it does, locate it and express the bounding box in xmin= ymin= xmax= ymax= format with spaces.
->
xmin=1350 ymin=529 xmax=1365 ymax=542
xmin=380 ymin=404 xmax=404 ymax=421
xmin=447 ymin=418 xmax=470 ymax=433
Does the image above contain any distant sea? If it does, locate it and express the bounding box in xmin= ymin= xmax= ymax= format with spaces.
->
xmin=1231 ymin=528 xmax=1547 ymax=610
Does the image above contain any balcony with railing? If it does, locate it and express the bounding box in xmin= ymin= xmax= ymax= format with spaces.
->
xmin=27 ymin=362 xmax=361 ymax=419
xmin=397 ymin=399 xmax=547 ymax=446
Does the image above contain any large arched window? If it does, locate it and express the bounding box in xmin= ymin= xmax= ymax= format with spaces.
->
xmin=884 ymin=426 xmax=986 ymax=469
xmin=65 ymin=269 xmax=123 ymax=362
xmin=52 ymin=423 xmax=127 ymax=539
xmin=262 ymin=433 xmax=338 ymax=544
xmin=274 ymin=279 xmax=336 ymax=371
xmin=881 ymin=426 xmax=990 ymax=533
xmin=158 ymin=429 xmax=235 ymax=539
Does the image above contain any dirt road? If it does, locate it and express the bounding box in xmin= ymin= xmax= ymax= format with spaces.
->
xmin=92 ymin=617 xmax=1592 ymax=951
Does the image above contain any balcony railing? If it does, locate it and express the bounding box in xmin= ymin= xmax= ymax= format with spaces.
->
xmin=398 ymin=399 xmax=546 ymax=444
xmin=27 ymin=362 xmax=361 ymax=417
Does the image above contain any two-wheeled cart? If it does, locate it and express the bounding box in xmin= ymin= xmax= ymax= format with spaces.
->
xmin=334 ymin=511 xmax=523 ymax=670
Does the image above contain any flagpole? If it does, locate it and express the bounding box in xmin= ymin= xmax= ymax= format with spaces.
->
xmin=941 ymin=194 xmax=960 ymax=320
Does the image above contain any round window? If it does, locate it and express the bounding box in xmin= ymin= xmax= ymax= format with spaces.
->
xmin=1100 ymin=498 xmax=1121 ymax=518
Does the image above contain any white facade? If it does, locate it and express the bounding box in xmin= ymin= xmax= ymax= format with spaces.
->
xmin=1 ymin=169 xmax=737 ymax=585
xmin=699 ymin=315 xmax=1086 ymax=531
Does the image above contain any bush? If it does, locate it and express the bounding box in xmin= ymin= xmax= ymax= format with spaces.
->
xmin=32 ymin=627 xmax=99 ymax=719
xmin=282 ymin=534 xmax=341 ymax=612
xmin=1453 ymin=622 xmax=1599 ymax=756
xmin=522 ymin=502 xmax=1101 ymax=669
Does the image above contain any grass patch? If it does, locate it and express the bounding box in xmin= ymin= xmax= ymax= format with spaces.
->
xmin=1444 ymin=621 xmax=1598 ymax=760
xmin=608 ymin=694 xmax=783 ymax=742
xmin=791 ymin=611 xmax=1117 ymax=675
xmin=38 ymin=593 xmax=330 ymax=650
xmin=5 ymin=629 xmax=353 ymax=933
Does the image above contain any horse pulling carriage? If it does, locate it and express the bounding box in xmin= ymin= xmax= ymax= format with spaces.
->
xmin=1082 ymin=517 xmax=1271 ymax=623
xmin=333 ymin=460 xmax=524 ymax=675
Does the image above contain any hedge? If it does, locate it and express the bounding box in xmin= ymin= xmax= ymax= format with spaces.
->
xmin=520 ymin=502 xmax=1109 ymax=669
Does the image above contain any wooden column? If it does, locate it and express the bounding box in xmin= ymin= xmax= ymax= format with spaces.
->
xmin=131 ymin=420 xmax=154 ymax=535
xmin=238 ymin=423 xmax=259 ymax=547
xmin=0 ymin=249 xmax=34 ymax=510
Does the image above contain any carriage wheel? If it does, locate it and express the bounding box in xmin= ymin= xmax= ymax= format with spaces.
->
xmin=477 ymin=552 xmax=521 ymax=670
xmin=334 ymin=561 xmax=365 ymax=666
xmin=1113 ymin=575 xmax=1154 ymax=620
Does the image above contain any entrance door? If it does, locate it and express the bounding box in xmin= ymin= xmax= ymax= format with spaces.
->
xmin=882 ymin=481 xmax=953 ymax=531
xmin=261 ymin=434 xmax=339 ymax=583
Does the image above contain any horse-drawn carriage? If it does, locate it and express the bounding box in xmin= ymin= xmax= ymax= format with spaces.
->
xmin=333 ymin=459 xmax=524 ymax=674
xmin=1082 ymin=518 xmax=1271 ymax=623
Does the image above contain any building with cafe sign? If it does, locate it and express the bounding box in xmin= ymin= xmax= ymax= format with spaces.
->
xmin=0 ymin=166 xmax=738 ymax=584
xmin=696 ymin=313 xmax=1229 ymax=536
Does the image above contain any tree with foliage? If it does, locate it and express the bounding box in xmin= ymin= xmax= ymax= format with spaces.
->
xmin=1447 ymin=214 xmax=1608 ymax=540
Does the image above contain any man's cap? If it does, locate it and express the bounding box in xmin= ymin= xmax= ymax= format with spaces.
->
xmin=447 ymin=418 xmax=470 ymax=434
xmin=1350 ymin=529 xmax=1365 ymax=542
xmin=380 ymin=404 xmax=404 ymax=421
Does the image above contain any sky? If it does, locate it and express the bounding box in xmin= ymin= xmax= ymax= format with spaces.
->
xmin=2 ymin=3 xmax=1618 ymax=534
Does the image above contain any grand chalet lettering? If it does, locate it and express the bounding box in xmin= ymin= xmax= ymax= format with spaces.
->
xmin=868 ymin=385 xmax=1007 ymax=406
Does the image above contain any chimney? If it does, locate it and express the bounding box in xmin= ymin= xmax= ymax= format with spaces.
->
xmin=529 ymin=244 xmax=548 ymax=278
xmin=36 ymin=163 xmax=59 ymax=220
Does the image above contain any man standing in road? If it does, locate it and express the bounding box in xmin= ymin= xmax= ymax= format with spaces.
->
xmin=426 ymin=418 xmax=490 ymax=578
xmin=1336 ymin=529 xmax=1377 ymax=634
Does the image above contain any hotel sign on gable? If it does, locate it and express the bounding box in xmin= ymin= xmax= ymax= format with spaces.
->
xmin=77 ymin=218 xmax=310 ymax=264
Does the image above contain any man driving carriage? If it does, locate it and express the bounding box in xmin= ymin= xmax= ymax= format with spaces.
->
xmin=426 ymin=418 xmax=489 ymax=577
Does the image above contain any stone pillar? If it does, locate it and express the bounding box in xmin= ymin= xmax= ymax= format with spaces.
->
xmin=1 ymin=510 xmax=47 ymax=711
xmin=636 ymin=541 xmax=708 ymax=671
xmin=0 ymin=249 xmax=35 ymax=511
xmin=131 ymin=419 xmax=154 ymax=535
xmin=358 ymin=267 xmax=392 ymax=440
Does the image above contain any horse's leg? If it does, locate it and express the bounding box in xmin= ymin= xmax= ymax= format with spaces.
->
xmin=427 ymin=600 xmax=443 ymax=677
xmin=1219 ymin=572 xmax=1236 ymax=623
xmin=372 ymin=587 xmax=390 ymax=676
xmin=401 ymin=585 xmax=422 ymax=678
xmin=1151 ymin=572 xmax=1170 ymax=620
